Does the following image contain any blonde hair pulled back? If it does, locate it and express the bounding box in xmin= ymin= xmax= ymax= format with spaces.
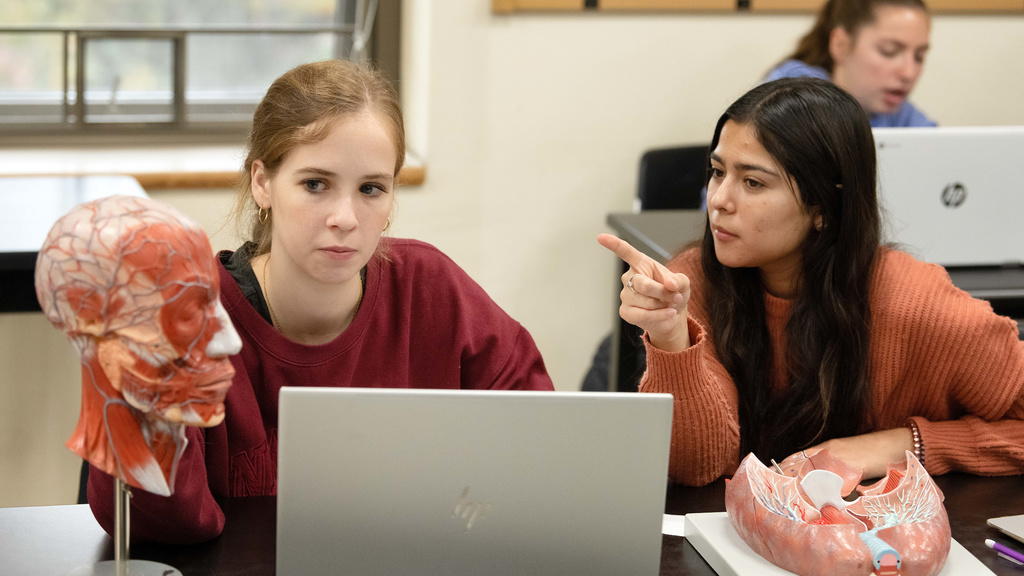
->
xmin=233 ymin=59 xmax=405 ymax=258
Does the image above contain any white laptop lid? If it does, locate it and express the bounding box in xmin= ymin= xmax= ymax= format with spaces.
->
xmin=276 ymin=387 xmax=673 ymax=576
xmin=988 ymin=514 xmax=1024 ymax=546
xmin=874 ymin=126 xmax=1024 ymax=267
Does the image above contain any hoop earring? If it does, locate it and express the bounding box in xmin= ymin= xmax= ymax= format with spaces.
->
xmin=382 ymin=217 xmax=391 ymax=233
xmin=258 ymin=207 xmax=269 ymax=224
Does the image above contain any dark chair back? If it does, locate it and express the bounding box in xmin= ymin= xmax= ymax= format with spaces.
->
xmin=78 ymin=460 xmax=89 ymax=504
xmin=637 ymin=144 xmax=709 ymax=210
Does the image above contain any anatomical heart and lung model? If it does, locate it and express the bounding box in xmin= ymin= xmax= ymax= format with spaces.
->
xmin=726 ymin=449 xmax=951 ymax=576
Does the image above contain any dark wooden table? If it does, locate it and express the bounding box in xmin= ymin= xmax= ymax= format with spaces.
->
xmin=2 ymin=473 xmax=1021 ymax=575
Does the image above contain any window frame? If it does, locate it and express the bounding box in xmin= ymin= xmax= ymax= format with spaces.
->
xmin=0 ymin=0 xmax=402 ymax=145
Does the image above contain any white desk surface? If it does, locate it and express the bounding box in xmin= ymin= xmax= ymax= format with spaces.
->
xmin=685 ymin=512 xmax=995 ymax=576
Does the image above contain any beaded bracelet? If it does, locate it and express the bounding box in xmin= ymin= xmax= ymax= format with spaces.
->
xmin=907 ymin=419 xmax=925 ymax=466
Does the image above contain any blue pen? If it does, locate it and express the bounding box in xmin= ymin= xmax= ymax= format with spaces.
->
xmin=985 ymin=539 xmax=1024 ymax=566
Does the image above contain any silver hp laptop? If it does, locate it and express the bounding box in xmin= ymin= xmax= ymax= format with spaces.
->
xmin=874 ymin=126 xmax=1024 ymax=267
xmin=276 ymin=387 xmax=673 ymax=576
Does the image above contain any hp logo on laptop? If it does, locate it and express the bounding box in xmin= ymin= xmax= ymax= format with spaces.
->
xmin=941 ymin=182 xmax=966 ymax=208
xmin=452 ymin=487 xmax=491 ymax=532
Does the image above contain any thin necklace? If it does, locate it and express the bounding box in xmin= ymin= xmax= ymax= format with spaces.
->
xmin=262 ymin=254 xmax=280 ymax=329
xmin=261 ymin=254 xmax=365 ymax=332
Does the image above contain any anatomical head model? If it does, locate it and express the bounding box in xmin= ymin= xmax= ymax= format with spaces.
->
xmin=726 ymin=450 xmax=951 ymax=576
xmin=35 ymin=195 xmax=241 ymax=496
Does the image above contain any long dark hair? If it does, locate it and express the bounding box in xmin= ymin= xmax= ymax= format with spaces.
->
xmin=700 ymin=77 xmax=881 ymax=463
xmin=790 ymin=0 xmax=929 ymax=73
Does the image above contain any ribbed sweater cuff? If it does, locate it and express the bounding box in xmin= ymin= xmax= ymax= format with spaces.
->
xmin=913 ymin=417 xmax=1017 ymax=476
xmin=912 ymin=418 xmax=957 ymax=475
xmin=639 ymin=316 xmax=708 ymax=397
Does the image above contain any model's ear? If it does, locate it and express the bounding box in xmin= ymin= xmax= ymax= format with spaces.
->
xmin=829 ymin=26 xmax=853 ymax=65
xmin=251 ymin=159 xmax=272 ymax=209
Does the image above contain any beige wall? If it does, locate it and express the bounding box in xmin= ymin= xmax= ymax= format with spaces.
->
xmin=3 ymin=3 xmax=1023 ymax=507
xmin=391 ymin=4 xmax=1024 ymax=397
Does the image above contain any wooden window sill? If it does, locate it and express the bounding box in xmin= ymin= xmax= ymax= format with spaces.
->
xmin=0 ymin=145 xmax=426 ymax=190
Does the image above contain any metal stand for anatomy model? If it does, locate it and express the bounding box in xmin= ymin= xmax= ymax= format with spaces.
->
xmin=68 ymin=478 xmax=184 ymax=576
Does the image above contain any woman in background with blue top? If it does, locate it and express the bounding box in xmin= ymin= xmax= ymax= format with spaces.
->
xmin=765 ymin=0 xmax=934 ymax=127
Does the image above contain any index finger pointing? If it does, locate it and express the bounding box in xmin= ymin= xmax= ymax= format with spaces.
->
xmin=597 ymin=233 xmax=648 ymax=270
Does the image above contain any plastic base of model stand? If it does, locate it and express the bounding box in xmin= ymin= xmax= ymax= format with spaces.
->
xmin=67 ymin=560 xmax=183 ymax=576
xmin=66 ymin=476 xmax=182 ymax=576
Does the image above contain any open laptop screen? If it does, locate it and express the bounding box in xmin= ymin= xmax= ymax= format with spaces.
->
xmin=276 ymin=387 xmax=673 ymax=576
xmin=874 ymin=126 xmax=1024 ymax=268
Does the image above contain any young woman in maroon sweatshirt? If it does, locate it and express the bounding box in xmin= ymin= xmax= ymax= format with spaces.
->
xmin=89 ymin=60 xmax=553 ymax=543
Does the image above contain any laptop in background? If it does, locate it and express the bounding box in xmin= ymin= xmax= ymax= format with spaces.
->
xmin=276 ymin=387 xmax=673 ymax=576
xmin=873 ymin=126 xmax=1024 ymax=268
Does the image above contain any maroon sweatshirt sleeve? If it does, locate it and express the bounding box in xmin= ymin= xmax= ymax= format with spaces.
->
xmin=478 ymin=324 xmax=554 ymax=392
xmin=425 ymin=245 xmax=553 ymax=392
xmin=87 ymin=426 xmax=225 ymax=544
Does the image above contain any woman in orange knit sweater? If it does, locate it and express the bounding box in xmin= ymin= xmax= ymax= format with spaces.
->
xmin=599 ymin=77 xmax=1024 ymax=486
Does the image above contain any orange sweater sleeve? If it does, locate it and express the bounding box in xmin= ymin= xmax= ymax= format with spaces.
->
xmin=638 ymin=249 xmax=743 ymax=486
xmin=639 ymin=317 xmax=741 ymax=486
xmin=872 ymin=251 xmax=1024 ymax=476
